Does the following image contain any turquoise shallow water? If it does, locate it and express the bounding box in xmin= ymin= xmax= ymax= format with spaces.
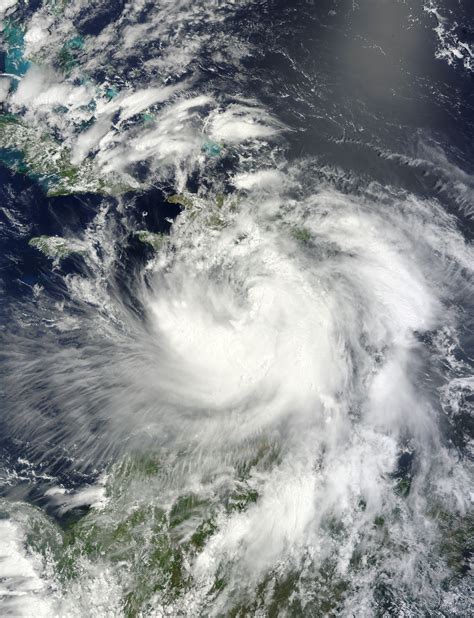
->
xmin=0 ymin=1 xmax=473 ymax=615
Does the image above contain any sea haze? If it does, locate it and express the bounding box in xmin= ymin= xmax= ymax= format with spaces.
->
xmin=0 ymin=1 xmax=472 ymax=615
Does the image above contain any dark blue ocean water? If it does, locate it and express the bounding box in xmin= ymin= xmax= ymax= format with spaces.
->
xmin=0 ymin=1 xmax=473 ymax=615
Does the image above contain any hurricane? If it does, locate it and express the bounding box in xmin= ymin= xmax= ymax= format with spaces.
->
xmin=0 ymin=1 xmax=472 ymax=616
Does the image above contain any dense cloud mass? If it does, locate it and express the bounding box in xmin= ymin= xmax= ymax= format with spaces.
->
xmin=0 ymin=1 xmax=472 ymax=616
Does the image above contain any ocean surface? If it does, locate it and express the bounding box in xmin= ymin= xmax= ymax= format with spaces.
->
xmin=0 ymin=1 xmax=473 ymax=615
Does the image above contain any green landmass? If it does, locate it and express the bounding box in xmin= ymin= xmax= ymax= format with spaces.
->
xmin=29 ymin=235 xmax=84 ymax=259
xmin=135 ymin=230 xmax=165 ymax=251
xmin=0 ymin=114 xmax=138 ymax=196
xmin=166 ymin=193 xmax=195 ymax=209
